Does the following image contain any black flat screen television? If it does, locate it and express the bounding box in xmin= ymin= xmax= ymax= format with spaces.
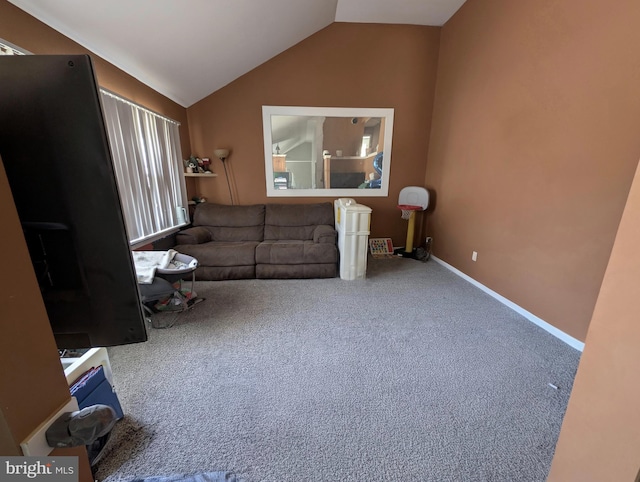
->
xmin=0 ymin=54 xmax=147 ymax=348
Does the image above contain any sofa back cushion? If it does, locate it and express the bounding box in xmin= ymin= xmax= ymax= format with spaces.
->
xmin=264 ymin=203 xmax=334 ymax=240
xmin=194 ymin=203 xmax=265 ymax=242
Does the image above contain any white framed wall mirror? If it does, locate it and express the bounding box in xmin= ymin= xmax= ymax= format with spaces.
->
xmin=262 ymin=106 xmax=394 ymax=197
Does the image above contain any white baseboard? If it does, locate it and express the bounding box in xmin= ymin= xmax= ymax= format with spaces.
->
xmin=431 ymin=256 xmax=585 ymax=352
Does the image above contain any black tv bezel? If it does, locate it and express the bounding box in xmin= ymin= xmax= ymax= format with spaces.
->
xmin=0 ymin=54 xmax=147 ymax=348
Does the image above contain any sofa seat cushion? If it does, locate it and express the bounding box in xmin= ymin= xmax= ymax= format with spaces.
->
xmin=176 ymin=241 xmax=259 ymax=267
xmin=256 ymin=264 xmax=336 ymax=279
xmin=255 ymin=240 xmax=337 ymax=265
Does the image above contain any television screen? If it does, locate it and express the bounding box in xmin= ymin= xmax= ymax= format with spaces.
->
xmin=330 ymin=172 xmax=366 ymax=188
xmin=0 ymin=54 xmax=147 ymax=348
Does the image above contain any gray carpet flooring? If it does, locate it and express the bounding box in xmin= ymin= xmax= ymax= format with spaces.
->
xmin=95 ymin=257 xmax=580 ymax=482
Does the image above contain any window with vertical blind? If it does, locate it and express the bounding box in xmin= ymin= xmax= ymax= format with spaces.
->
xmin=0 ymin=38 xmax=28 ymax=55
xmin=100 ymin=90 xmax=188 ymax=246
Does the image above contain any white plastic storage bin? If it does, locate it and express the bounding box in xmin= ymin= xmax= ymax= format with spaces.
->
xmin=334 ymin=198 xmax=372 ymax=280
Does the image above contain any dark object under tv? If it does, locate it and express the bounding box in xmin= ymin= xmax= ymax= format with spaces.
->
xmin=0 ymin=54 xmax=147 ymax=348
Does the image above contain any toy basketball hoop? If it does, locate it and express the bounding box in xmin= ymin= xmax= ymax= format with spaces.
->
xmin=396 ymin=187 xmax=430 ymax=257
xmin=398 ymin=204 xmax=421 ymax=220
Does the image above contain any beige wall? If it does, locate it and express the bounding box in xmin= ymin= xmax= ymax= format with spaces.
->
xmin=426 ymin=0 xmax=640 ymax=341
xmin=186 ymin=23 xmax=441 ymax=244
xmin=548 ymin=157 xmax=640 ymax=480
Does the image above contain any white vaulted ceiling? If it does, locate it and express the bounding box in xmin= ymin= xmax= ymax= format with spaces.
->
xmin=8 ymin=0 xmax=466 ymax=107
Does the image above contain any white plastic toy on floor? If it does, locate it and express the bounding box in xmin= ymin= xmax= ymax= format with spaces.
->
xmin=397 ymin=186 xmax=429 ymax=258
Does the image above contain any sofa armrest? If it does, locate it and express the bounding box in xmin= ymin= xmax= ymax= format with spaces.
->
xmin=313 ymin=225 xmax=337 ymax=244
xmin=176 ymin=226 xmax=211 ymax=245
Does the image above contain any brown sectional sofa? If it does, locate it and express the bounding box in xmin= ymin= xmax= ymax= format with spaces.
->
xmin=174 ymin=202 xmax=338 ymax=280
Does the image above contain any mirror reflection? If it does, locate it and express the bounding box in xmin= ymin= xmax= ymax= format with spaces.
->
xmin=262 ymin=106 xmax=394 ymax=197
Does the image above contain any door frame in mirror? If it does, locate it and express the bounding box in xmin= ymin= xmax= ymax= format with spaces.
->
xmin=262 ymin=106 xmax=394 ymax=197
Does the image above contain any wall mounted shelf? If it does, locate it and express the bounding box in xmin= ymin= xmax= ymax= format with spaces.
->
xmin=184 ymin=172 xmax=218 ymax=177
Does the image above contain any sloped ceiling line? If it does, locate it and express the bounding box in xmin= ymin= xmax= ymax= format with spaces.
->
xmin=7 ymin=0 xmax=466 ymax=107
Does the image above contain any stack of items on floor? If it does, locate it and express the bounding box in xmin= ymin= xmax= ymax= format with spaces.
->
xmin=69 ymin=366 xmax=123 ymax=465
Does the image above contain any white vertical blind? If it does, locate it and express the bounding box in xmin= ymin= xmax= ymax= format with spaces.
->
xmin=0 ymin=38 xmax=28 ymax=55
xmin=100 ymin=90 xmax=188 ymax=245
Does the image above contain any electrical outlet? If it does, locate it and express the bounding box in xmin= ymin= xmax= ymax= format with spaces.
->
xmin=472 ymin=251 xmax=478 ymax=262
